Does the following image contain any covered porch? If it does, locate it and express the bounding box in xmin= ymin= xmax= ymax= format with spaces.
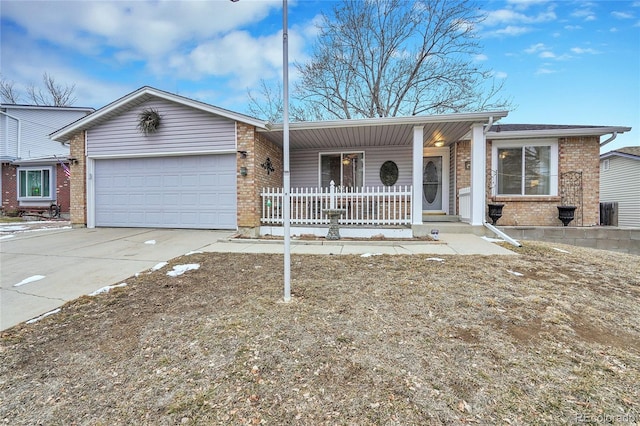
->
xmin=256 ymin=111 xmax=508 ymax=238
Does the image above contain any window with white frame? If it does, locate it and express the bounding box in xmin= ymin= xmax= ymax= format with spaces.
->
xmin=320 ymin=152 xmax=364 ymax=188
xmin=18 ymin=167 xmax=53 ymax=199
xmin=492 ymin=140 xmax=558 ymax=196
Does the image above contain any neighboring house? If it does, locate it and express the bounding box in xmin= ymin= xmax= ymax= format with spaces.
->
xmin=600 ymin=146 xmax=640 ymax=227
xmin=50 ymin=86 xmax=631 ymax=237
xmin=1 ymin=104 xmax=94 ymax=216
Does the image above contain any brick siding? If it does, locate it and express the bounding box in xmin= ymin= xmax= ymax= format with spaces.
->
xmin=1 ymin=163 xmax=18 ymax=213
xmin=69 ymin=131 xmax=87 ymax=227
xmin=236 ymin=123 xmax=283 ymax=236
xmin=455 ymin=136 xmax=600 ymax=226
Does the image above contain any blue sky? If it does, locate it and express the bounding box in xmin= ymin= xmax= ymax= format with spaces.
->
xmin=1 ymin=0 xmax=638 ymax=151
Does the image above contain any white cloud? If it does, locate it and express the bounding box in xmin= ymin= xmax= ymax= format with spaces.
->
xmin=539 ymin=51 xmax=556 ymax=58
xmin=564 ymin=25 xmax=583 ymax=30
xmin=535 ymin=67 xmax=556 ymax=75
xmin=570 ymin=47 xmax=600 ymax=55
xmin=525 ymin=43 xmax=548 ymax=54
xmin=612 ymin=11 xmax=634 ymax=19
xmin=474 ymin=54 xmax=489 ymax=61
xmin=484 ymin=7 xmax=556 ymax=26
xmin=489 ymin=25 xmax=532 ymax=37
xmin=493 ymin=71 xmax=508 ymax=79
xmin=571 ymin=7 xmax=597 ymax=21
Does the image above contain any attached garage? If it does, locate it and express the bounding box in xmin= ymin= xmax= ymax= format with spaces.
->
xmin=94 ymin=155 xmax=236 ymax=229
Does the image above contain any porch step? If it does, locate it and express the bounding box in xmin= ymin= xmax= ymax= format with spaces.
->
xmin=412 ymin=222 xmax=487 ymax=237
xmin=422 ymin=213 xmax=461 ymax=222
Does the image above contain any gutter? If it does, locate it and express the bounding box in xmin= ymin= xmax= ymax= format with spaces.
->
xmin=483 ymin=116 xmax=494 ymax=134
xmin=0 ymin=110 xmax=21 ymax=159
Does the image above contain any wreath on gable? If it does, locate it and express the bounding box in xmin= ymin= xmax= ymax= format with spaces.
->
xmin=137 ymin=108 xmax=162 ymax=135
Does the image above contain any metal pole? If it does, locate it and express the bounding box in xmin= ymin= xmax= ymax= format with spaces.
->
xmin=282 ymin=0 xmax=291 ymax=302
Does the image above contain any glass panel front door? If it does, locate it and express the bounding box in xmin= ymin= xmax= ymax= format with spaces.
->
xmin=422 ymin=156 xmax=443 ymax=210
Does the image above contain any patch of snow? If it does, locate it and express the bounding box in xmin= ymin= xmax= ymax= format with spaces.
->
xmin=360 ymin=253 xmax=383 ymax=258
xmin=185 ymin=250 xmax=203 ymax=256
xmin=26 ymin=308 xmax=61 ymax=324
xmin=508 ymin=270 xmax=524 ymax=277
xmin=167 ymin=263 xmax=200 ymax=277
xmin=0 ymin=234 xmax=15 ymax=240
xmin=144 ymin=240 xmax=156 ymax=245
xmin=482 ymin=236 xmax=504 ymax=243
xmin=0 ymin=225 xmax=28 ymax=231
xmin=151 ymin=262 xmax=168 ymax=271
xmin=88 ymin=283 xmax=128 ymax=296
xmin=552 ymin=247 xmax=571 ymax=254
xmin=426 ymin=257 xmax=445 ymax=262
xmin=14 ymin=275 xmax=46 ymax=287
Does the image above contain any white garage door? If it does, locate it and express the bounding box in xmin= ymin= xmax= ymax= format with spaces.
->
xmin=94 ymin=155 xmax=236 ymax=229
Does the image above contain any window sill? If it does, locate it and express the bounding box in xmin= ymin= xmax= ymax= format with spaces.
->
xmin=492 ymin=195 xmax=561 ymax=203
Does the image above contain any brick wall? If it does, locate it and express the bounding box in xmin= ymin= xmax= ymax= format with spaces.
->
xmin=236 ymin=123 xmax=283 ymax=235
xmin=1 ymin=163 xmax=18 ymax=213
xmin=69 ymin=131 xmax=87 ymax=227
xmin=1 ymin=163 xmax=70 ymax=215
xmin=54 ymin=163 xmax=71 ymax=213
xmin=454 ymin=136 xmax=600 ymax=227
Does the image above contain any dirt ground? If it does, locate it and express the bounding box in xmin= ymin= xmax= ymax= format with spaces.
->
xmin=1 ymin=241 xmax=638 ymax=425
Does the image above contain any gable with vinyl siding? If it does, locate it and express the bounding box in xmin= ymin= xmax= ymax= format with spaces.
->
xmin=86 ymin=98 xmax=236 ymax=157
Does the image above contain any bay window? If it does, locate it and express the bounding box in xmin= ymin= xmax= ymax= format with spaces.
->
xmin=320 ymin=152 xmax=364 ymax=188
xmin=493 ymin=140 xmax=558 ymax=196
xmin=18 ymin=168 xmax=52 ymax=199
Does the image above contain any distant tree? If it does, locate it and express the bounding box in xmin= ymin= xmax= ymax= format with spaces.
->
xmin=0 ymin=76 xmax=22 ymax=104
xmin=248 ymin=0 xmax=510 ymax=121
xmin=299 ymin=0 xmax=512 ymax=119
xmin=1 ymin=73 xmax=76 ymax=106
xmin=26 ymin=73 xmax=77 ymax=106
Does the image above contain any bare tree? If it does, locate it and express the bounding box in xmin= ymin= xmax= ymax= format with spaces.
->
xmin=0 ymin=76 xmax=22 ymax=104
xmin=294 ymin=0 xmax=511 ymax=120
xmin=26 ymin=73 xmax=77 ymax=106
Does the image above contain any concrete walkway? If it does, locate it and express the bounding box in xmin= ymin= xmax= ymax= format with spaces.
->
xmin=1 ymin=223 xmax=514 ymax=331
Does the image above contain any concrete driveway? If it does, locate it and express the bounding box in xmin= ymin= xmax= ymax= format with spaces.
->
xmin=1 ymin=226 xmax=233 ymax=331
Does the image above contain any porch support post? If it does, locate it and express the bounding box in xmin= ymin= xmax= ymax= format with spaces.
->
xmin=469 ymin=123 xmax=486 ymax=226
xmin=412 ymin=126 xmax=424 ymax=225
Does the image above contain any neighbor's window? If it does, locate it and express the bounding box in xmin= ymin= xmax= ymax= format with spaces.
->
xmin=320 ymin=152 xmax=364 ymax=188
xmin=18 ymin=168 xmax=52 ymax=198
xmin=493 ymin=140 xmax=557 ymax=196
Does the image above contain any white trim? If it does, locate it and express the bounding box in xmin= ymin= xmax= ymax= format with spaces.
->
xmin=87 ymin=158 xmax=95 ymax=228
xmin=17 ymin=165 xmax=55 ymax=201
xmin=469 ymin=124 xmax=486 ymax=226
xmin=490 ymin=138 xmax=559 ymax=197
xmin=87 ymin=149 xmax=236 ymax=160
xmin=602 ymin=158 xmax=610 ymax=171
xmin=486 ymin=126 xmax=630 ymax=140
xmin=422 ymin=146 xmax=450 ymax=214
xmin=412 ymin=126 xmax=424 ymax=225
xmin=264 ymin=110 xmax=509 ymax=132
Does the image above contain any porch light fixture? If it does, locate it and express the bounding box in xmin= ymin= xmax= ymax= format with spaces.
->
xmin=237 ymin=150 xmax=247 ymax=158
xmin=240 ymin=166 xmax=248 ymax=176
xmin=434 ymin=140 xmax=445 ymax=147
xmin=342 ymin=158 xmax=351 ymax=165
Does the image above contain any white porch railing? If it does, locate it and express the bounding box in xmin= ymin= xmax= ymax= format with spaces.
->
xmin=459 ymin=186 xmax=471 ymax=223
xmin=261 ymin=181 xmax=412 ymax=226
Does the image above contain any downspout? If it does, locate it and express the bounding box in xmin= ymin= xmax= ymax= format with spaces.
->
xmin=599 ymin=132 xmax=618 ymax=148
xmin=483 ymin=116 xmax=494 ymax=134
xmin=0 ymin=110 xmax=21 ymax=159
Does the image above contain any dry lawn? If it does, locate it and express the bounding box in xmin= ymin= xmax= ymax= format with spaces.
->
xmin=1 ymin=241 xmax=639 ymax=425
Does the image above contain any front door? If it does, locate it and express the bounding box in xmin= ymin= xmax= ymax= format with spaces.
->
xmin=422 ymin=156 xmax=443 ymax=210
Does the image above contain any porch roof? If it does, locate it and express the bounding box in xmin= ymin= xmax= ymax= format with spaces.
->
xmin=259 ymin=111 xmax=509 ymax=149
